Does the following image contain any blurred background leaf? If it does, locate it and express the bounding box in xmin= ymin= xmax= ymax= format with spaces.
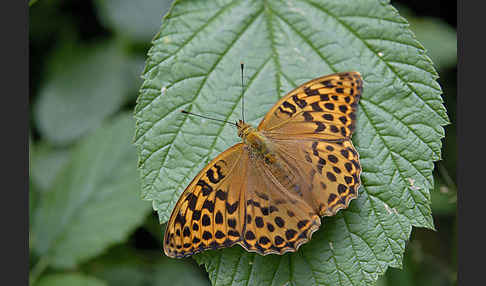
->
xmin=30 ymin=113 xmax=151 ymax=269
xmin=94 ymin=0 xmax=172 ymax=43
xmin=30 ymin=143 xmax=71 ymax=192
xmin=34 ymin=42 xmax=141 ymax=146
xmin=83 ymin=245 xmax=210 ymax=286
xmin=394 ymin=4 xmax=457 ymax=71
xmin=36 ymin=273 xmax=107 ymax=286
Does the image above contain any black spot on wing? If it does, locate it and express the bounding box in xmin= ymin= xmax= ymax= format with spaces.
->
xmin=226 ymin=201 xmax=238 ymax=214
xmin=267 ymin=223 xmax=275 ymax=232
xmin=255 ymin=216 xmax=264 ymax=228
xmin=174 ymin=212 xmax=186 ymax=226
xmin=202 ymin=214 xmax=211 ymax=226
xmin=207 ymin=164 xmax=225 ymax=184
xmin=256 ymin=192 xmax=269 ymax=201
xmin=216 ymin=189 xmax=227 ymax=200
xmin=202 ymin=231 xmax=212 ymax=240
xmin=245 ymin=230 xmax=256 ymax=240
xmin=304 ymin=87 xmax=320 ymax=96
xmin=197 ymin=180 xmax=213 ymax=196
xmin=328 ymin=193 xmax=337 ymax=204
xmin=215 ymin=231 xmax=225 ymax=239
xmin=303 ymin=111 xmax=313 ymax=121
xmin=338 ymin=184 xmax=347 ymax=194
xmin=285 ymin=229 xmax=297 ymax=240
xmin=292 ymin=94 xmax=307 ymax=108
xmin=215 ymin=211 xmax=223 ymax=224
xmin=315 ymin=122 xmax=326 ymax=132
xmin=321 ymin=80 xmax=334 ymax=88
xmin=183 ymin=227 xmax=191 ymax=237
xmin=323 ymin=113 xmax=333 ymax=121
xmin=339 ymin=105 xmax=348 ymax=113
xmin=320 ymin=94 xmax=330 ymax=101
xmin=275 ymin=217 xmax=285 ymax=228
xmin=186 ymin=193 xmax=198 ymax=211
xmin=311 ymin=102 xmax=323 ymax=112
xmin=192 ymin=210 xmax=201 ymax=221
xmin=324 ymin=103 xmax=334 ymax=110
xmin=327 ymin=172 xmax=337 ymax=182
xmin=228 ymin=218 xmax=237 ymax=228
xmin=202 ymin=200 xmax=215 ymax=212
xmin=282 ymin=101 xmax=297 ymax=114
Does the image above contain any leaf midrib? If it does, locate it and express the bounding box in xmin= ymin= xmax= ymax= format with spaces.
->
xmin=161 ymin=51 xmax=273 ymax=221
xmin=140 ymin=7 xmax=265 ymax=220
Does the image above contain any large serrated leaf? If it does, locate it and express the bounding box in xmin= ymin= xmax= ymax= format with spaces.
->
xmin=31 ymin=113 xmax=151 ymax=269
xmin=134 ymin=0 xmax=448 ymax=285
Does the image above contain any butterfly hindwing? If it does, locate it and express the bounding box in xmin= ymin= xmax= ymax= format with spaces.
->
xmin=258 ymin=72 xmax=362 ymax=140
xmin=309 ymin=139 xmax=361 ymax=216
xmin=267 ymin=138 xmax=361 ymax=217
xmin=164 ymin=143 xmax=247 ymax=258
xmin=238 ymin=152 xmax=321 ymax=255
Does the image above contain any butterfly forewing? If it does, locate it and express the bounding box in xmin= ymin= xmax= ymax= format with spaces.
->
xmin=258 ymin=72 xmax=362 ymax=141
xmin=164 ymin=144 xmax=247 ymax=258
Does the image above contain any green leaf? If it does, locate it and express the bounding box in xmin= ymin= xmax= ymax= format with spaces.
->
xmin=94 ymin=0 xmax=172 ymax=42
xmin=34 ymin=42 xmax=139 ymax=146
xmin=135 ymin=0 xmax=448 ymax=285
xmin=85 ymin=245 xmax=210 ymax=286
xmin=31 ymin=113 xmax=151 ymax=269
xmin=430 ymin=175 xmax=456 ymax=216
xmin=36 ymin=273 xmax=107 ymax=286
xmin=29 ymin=179 xmax=38 ymax=229
xmin=30 ymin=143 xmax=71 ymax=192
xmin=395 ymin=5 xmax=457 ymax=71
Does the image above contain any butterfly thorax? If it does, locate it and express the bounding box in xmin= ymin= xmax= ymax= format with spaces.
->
xmin=237 ymin=120 xmax=276 ymax=164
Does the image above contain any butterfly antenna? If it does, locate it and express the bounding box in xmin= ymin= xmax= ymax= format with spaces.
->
xmin=181 ymin=110 xmax=237 ymax=127
xmin=240 ymin=62 xmax=245 ymax=122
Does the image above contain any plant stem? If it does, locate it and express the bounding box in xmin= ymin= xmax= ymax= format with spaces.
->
xmin=29 ymin=256 xmax=49 ymax=286
xmin=438 ymin=163 xmax=457 ymax=192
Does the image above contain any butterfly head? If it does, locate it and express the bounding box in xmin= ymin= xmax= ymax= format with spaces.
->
xmin=236 ymin=120 xmax=255 ymax=140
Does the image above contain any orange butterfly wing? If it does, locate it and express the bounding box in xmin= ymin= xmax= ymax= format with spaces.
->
xmin=259 ymin=71 xmax=363 ymax=216
xmin=164 ymin=143 xmax=247 ymax=258
xmin=259 ymin=71 xmax=362 ymax=140
xmin=164 ymin=142 xmax=322 ymax=257
xmin=265 ymin=138 xmax=361 ymax=217
xmin=237 ymin=151 xmax=321 ymax=254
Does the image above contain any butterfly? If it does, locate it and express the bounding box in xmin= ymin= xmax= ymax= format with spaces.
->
xmin=164 ymin=71 xmax=362 ymax=258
